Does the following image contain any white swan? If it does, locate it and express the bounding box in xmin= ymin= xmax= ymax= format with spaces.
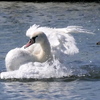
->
xmin=5 ymin=31 xmax=52 ymax=71
xmin=1 ymin=24 xmax=93 ymax=79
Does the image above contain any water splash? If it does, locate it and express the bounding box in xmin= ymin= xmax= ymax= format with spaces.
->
xmin=0 ymin=56 xmax=91 ymax=80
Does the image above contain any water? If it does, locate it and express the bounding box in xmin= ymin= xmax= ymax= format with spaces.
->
xmin=0 ymin=1 xmax=100 ymax=100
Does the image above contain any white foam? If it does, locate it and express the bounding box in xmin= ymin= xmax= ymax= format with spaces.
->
xmin=0 ymin=59 xmax=72 ymax=79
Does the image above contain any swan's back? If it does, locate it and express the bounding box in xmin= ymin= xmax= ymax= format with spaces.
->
xmin=5 ymin=48 xmax=34 ymax=71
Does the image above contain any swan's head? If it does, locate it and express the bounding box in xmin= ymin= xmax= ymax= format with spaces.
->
xmin=25 ymin=31 xmax=48 ymax=48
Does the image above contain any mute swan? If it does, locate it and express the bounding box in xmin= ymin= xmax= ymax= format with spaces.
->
xmin=1 ymin=24 xmax=93 ymax=79
xmin=5 ymin=24 xmax=93 ymax=72
xmin=5 ymin=31 xmax=52 ymax=71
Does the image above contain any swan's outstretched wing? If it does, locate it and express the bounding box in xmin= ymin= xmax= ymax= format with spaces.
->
xmin=26 ymin=24 xmax=93 ymax=55
xmin=55 ymin=32 xmax=79 ymax=55
xmin=54 ymin=26 xmax=93 ymax=34
xmin=53 ymin=26 xmax=93 ymax=55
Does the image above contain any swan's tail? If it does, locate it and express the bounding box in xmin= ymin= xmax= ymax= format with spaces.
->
xmin=55 ymin=26 xmax=94 ymax=34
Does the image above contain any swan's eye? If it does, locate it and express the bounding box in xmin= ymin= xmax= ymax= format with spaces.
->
xmin=32 ymin=36 xmax=38 ymax=43
xmin=25 ymin=36 xmax=38 ymax=48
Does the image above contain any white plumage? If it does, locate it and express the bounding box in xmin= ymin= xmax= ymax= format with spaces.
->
xmin=0 ymin=24 xmax=93 ymax=79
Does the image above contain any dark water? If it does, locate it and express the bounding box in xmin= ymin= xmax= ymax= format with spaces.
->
xmin=0 ymin=2 xmax=100 ymax=100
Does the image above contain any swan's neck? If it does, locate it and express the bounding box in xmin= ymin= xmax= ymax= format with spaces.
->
xmin=37 ymin=39 xmax=51 ymax=62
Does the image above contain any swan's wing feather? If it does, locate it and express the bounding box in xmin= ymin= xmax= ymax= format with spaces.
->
xmin=38 ymin=27 xmax=60 ymax=46
xmin=26 ymin=24 xmax=40 ymax=37
xmin=54 ymin=26 xmax=93 ymax=55
xmin=56 ymin=33 xmax=79 ymax=55
xmin=55 ymin=26 xmax=94 ymax=34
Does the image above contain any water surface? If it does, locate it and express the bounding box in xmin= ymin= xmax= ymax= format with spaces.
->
xmin=0 ymin=2 xmax=100 ymax=100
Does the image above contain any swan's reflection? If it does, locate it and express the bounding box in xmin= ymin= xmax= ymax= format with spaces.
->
xmin=3 ymin=81 xmax=76 ymax=100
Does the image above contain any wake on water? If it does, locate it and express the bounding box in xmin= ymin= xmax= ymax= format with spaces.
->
xmin=0 ymin=58 xmax=89 ymax=80
xmin=0 ymin=24 xmax=98 ymax=81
